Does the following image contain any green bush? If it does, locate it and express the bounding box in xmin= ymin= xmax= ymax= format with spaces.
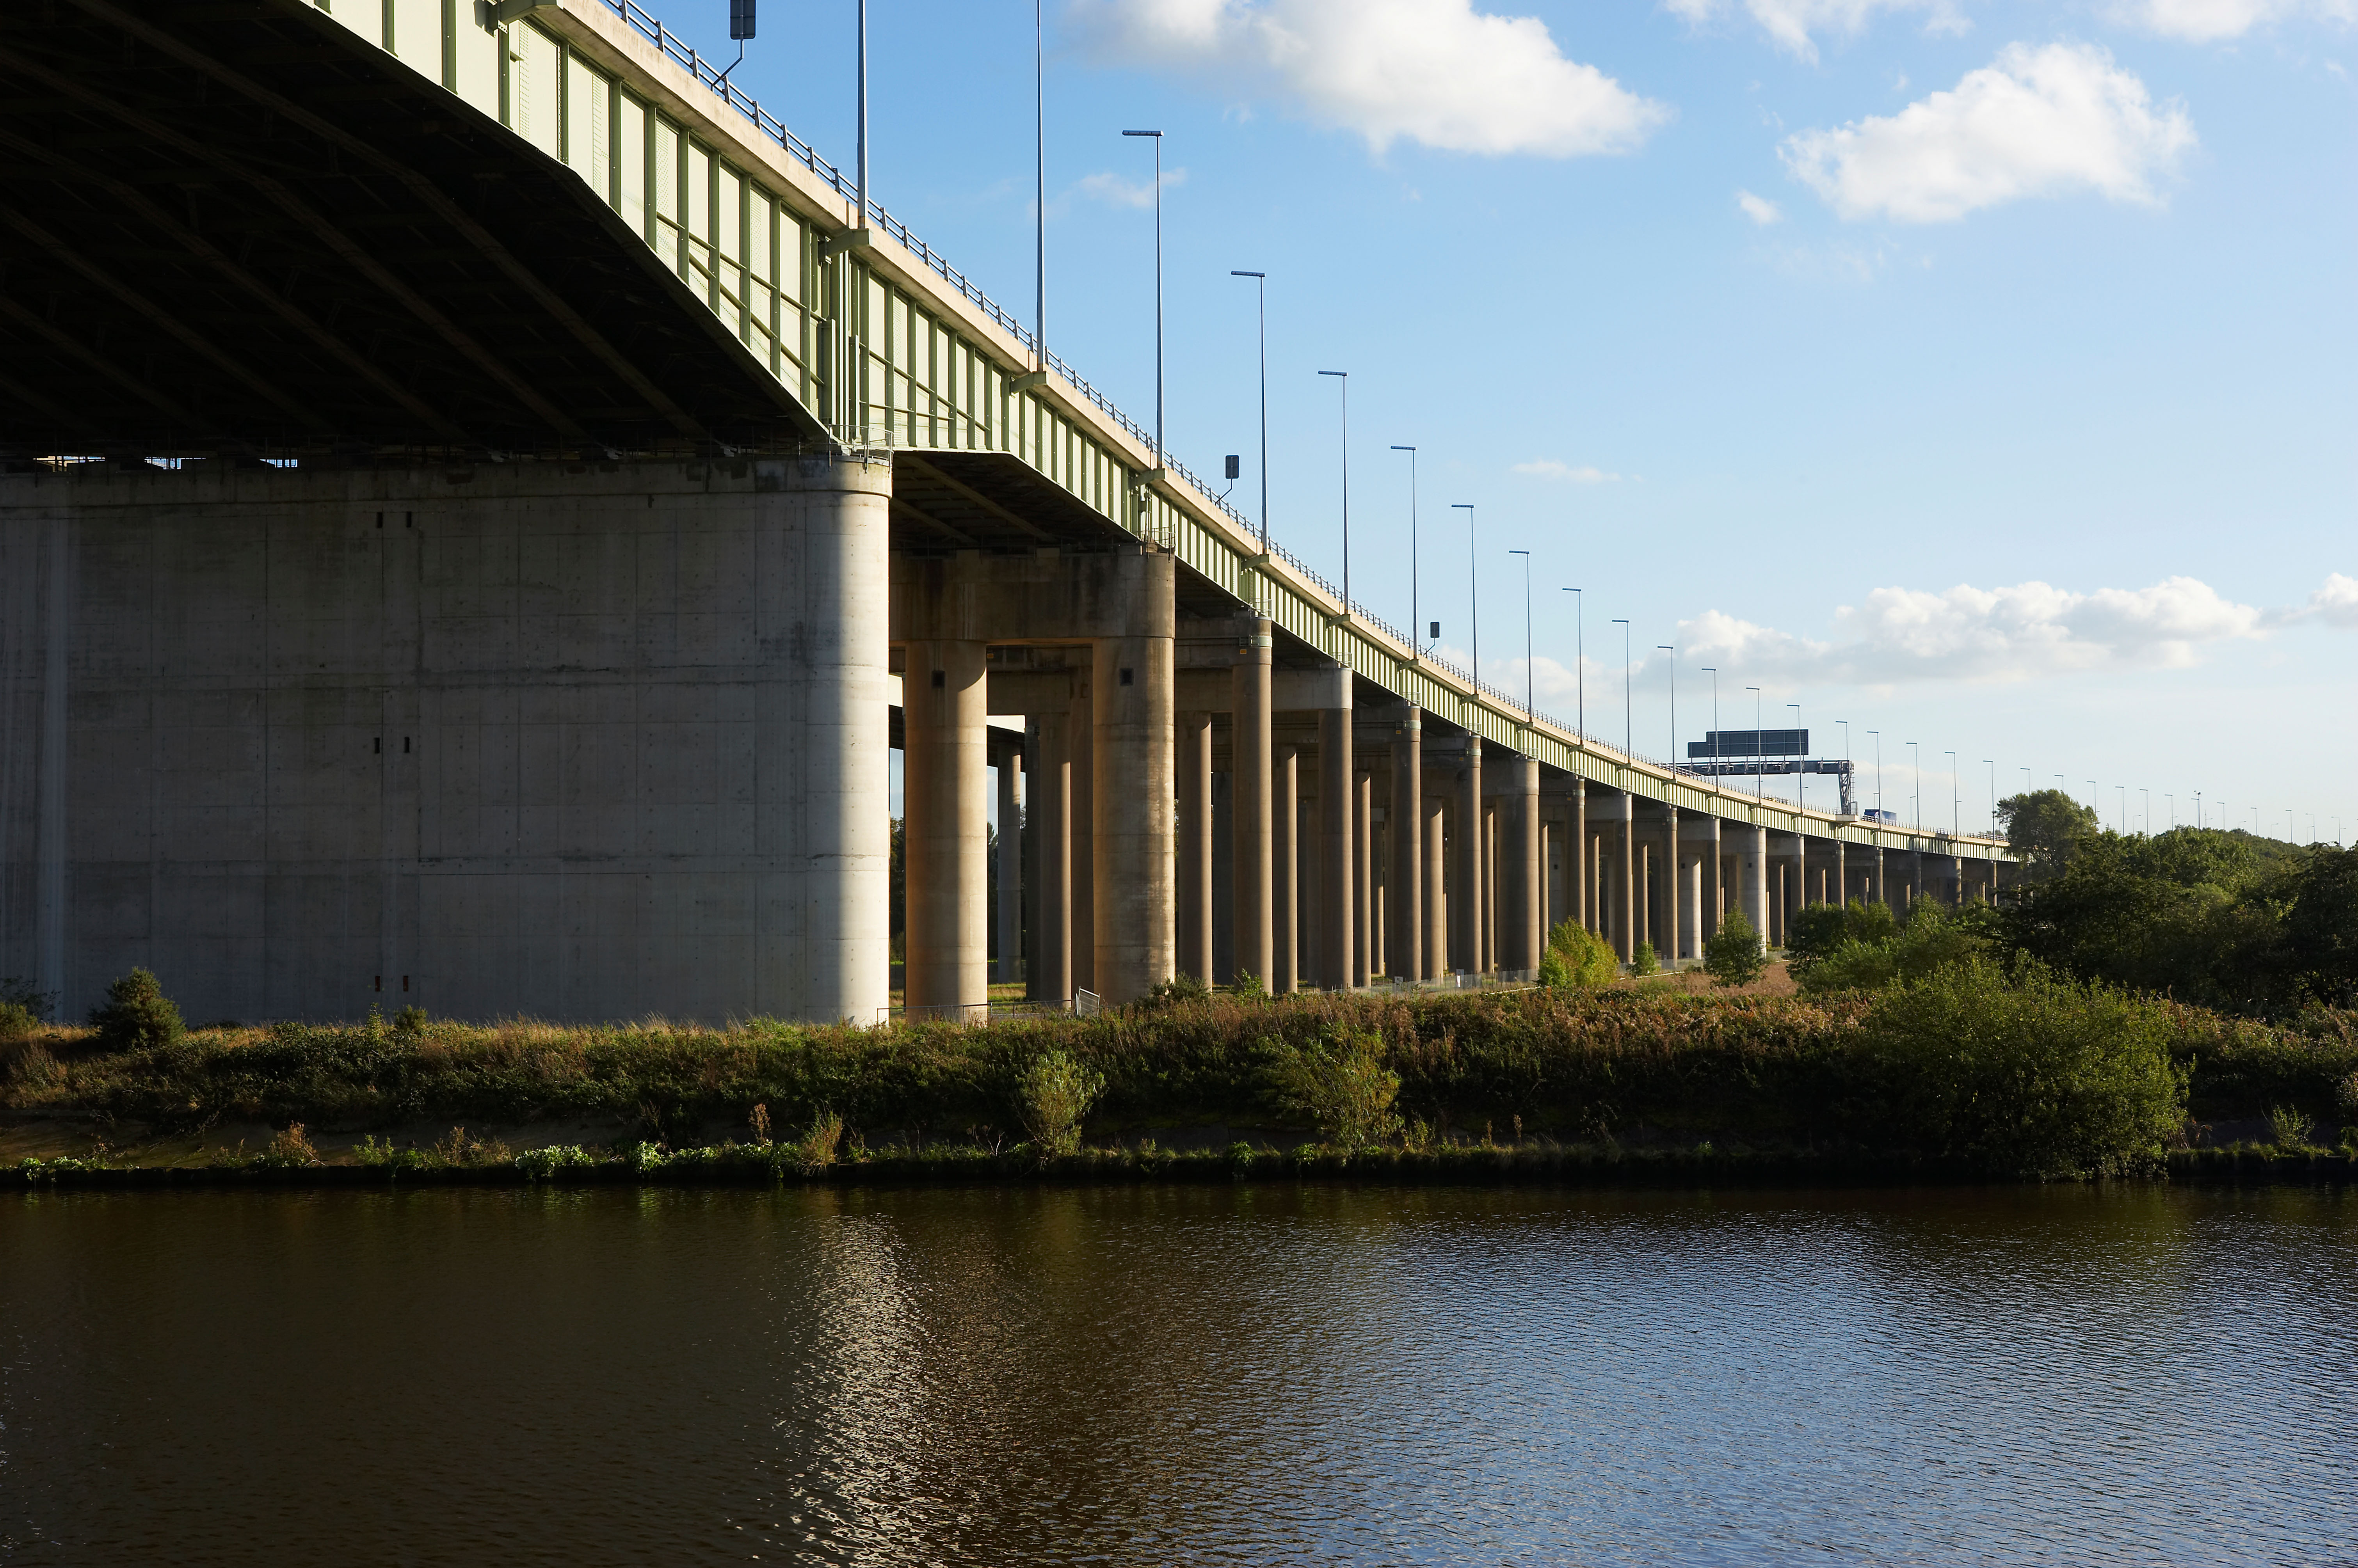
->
xmin=1786 ymin=900 xmax=1897 ymax=981
xmin=1850 ymin=955 xmax=2188 ymax=1178
xmin=1266 ymin=1025 xmax=1401 ymax=1147
xmin=1015 ymin=1049 xmax=1103 ymax=1155
xmin=0 ymin=1001 xmax=37 ymax=1044
xmin=1540 ymin=919 xmax=1620 ymax=989
xmin=1797 ymin=904 xmax=1992 ymax=996
xmin=1704 ymin=911 xmax=1768 ymax=988
xmin=89 ymin=968 xmax=184 ymax=1051
xmin=1631 ymin=941 xmax=1659 ymax=977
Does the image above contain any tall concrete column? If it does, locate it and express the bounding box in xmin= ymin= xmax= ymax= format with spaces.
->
xmin=1272 ymin=745 xmax=1298 ymax=994
xmin=1706 ymin=814 xmax=1723 ymax=939
xmin=1681 ymin=847 xmax=1704 ymax=965
xmin=1453 ymin=741 xmax=1482 ymax=974
xmin=1835 ymin=840 xmax=1848 ymax=909
xmin=1231 ymin=619 xmax=1273 ymax=989
xmin=1950 ymin=855 xmax=1964 ymax=907
xmin=1618 ymin=803 xmax=1637 ymax=964
xmin=1423 ymin=787 xmax=1448 ymax=977
xmin=903 ymin=637 xmax=989 ymax=1011
xmin=1318 ymin=705 xmax=1353 ymax=991
xmin=1353 ymin=770 xmax=1374 ymax=986
xmin=1176 ymin=709 xmax=1213 ymax=983
xmin=1389 ymin=710 xmax=1422 ymax=986
xmin=996 ymin=746 xmax=1023 ymax=986
xmin=1738 ymin=824 xmax=1769 ymax=950
xmin=1068 ymin=680 xmax=1095 ymax=993
xmin=1026 ymin=712 xmax=1070 ymax=1002
xmin=1090 ymin=553 xmax=1175 ymax=1004
xmin=1508 ymin=756 xmax=1541 ymax=973
xmin=1662 ymin=805 xmax=1682 ymax=965
xmin=1572 ymin=779 xmax=1588 ymax=932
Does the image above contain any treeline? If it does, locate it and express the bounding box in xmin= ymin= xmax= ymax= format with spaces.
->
xmin=1773 ymin=790 xmax=2355 ymax=1018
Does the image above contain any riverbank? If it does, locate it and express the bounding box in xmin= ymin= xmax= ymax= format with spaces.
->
xmin=7 ymin=978 xmax=2354 ymax=1184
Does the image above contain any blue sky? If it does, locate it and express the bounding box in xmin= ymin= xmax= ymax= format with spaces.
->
xmin=704 ymin=0 xmax=2353 ymax=841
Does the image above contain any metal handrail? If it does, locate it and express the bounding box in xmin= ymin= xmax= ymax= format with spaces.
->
xmin=589 ymin=0 xmax=1997 ymax=843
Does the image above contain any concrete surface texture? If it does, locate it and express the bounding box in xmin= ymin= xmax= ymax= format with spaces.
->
xmin=0 ymin=457 xmax=889 ymax=1026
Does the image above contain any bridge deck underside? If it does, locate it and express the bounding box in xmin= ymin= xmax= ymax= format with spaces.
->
xmin=0 ymin=0 xmax=814 ymax=459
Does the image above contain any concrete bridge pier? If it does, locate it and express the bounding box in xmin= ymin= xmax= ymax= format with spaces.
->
xmin=1422 ymin=784 xmax=1449 ymax=977
xmin=996 ymin=744 xmax=1023 ymax=986
xmin=1316 ymin=701 xmax=1354 ymax=991
xmin=1508 ymin=756 xmax=1543 ymax=974
xmin=1177 ymin=709 xmax=1214 ymax=984
xmin=1068 ymin=682 xmax=1096 ymax=993
xmin=1026 ymin=713 xmax=1071 ymax=1003
xmin=1388 ymin=709 xmax=1423 ymax=984
xmin=1089 ymin=571 xmax=1175 ymax=1005
xmin=1273 ymin=745 xmax=1300 ymax=993
xmin=1353 ymin=768 xmax=1375 ymax=986
xmin=1572 ymin=780 xmax=1589 ymax=933
xmin=1737 ymin=826 xmax=1771 ymax=950
xmin=1661 ymin=805 xmax=1683 ymax=964
xmin=1231 ymin=621 xmax=1274 ymax=988
xmin=1453 ymin=742 xmax=1485 ymax=973
xmin=903 ymin=636 xmax=990 ymax=1011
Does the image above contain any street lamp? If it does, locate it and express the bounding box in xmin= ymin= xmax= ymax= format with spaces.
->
xmin=1452 ymin=504 xmax=1477 ymax=689
xmin=1911 ymin=742 xmax=1922 ymax=831
xmin=1033 ymin=0 xmax=1045 ymax=361
xmin=1613 ymin=620 xmax=1632 ymax=758
xmin=1749 ymin=688 xmax=1765 ymax=801
xmin=1869 ymin=730 xmax=1884 ymax=819
xmin=1789 ymin=702 xmax=1803 ymax=811
xmin=1316 ymin=369 xmax=1350 ymax=613
xmin=1509 ymin=551 xmax=1535 ymax=719
xmin=1660 ymin=646 xmax=1677 ymax=772
xmin=1986 ymin=761 xmax=1997 ymax=835
xmin=1120 ymin=129 xmax=1164 ymax=465
xmin=1563 ymin=588 xmax=1584 ymax=739
xmin=1705 ymin=669 xmax=1721 ymax=787
xmin=1230 ymin=272 xmax=1268 ymax=552
xmin=1391 ymin=445 xmax=1418 ymax=657
xmin=1946 ymin=751 xmax=1958 ymax=837
xmin=855 ymin=0 xmax=870 ymax=228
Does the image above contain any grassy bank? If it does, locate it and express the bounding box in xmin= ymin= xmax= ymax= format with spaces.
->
xmin=8 ymin=961 xmax=2356 ymax=1184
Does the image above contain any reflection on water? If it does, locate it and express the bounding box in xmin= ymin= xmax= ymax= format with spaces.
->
xmin=2 ymin=1183 xmax=2351 ymax=1564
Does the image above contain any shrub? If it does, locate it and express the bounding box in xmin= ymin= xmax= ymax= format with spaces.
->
xmin=515 ymin=1144 xmax=600 ymax=1179
xmin=1797 ymin=904 xmax=1992 ymax=997
xmin=257 ymin=1122 xmax=321 ymax=1168
xmin=0 ymin=1001 xmax=37 ymax=1045
xmin=786 ymin=1108 xmax=845 ymax=1172
xmin=1704 ymin=911 xmax=1768 ymax=988
xmin=1851 ymin=955 xmax=2188 ymax=1178
xmin=90 ymin=968 xmax=184 ymax=1051
xmin=1541 ymin=919 xmax=1620 ymax=989
xmin=1631 ymin=941 xmax=1659 ymax=977
xmin=1266 ymin=1025 xmax=1401 ymax=1147
xmin=1138 ymin=972 xmax=1211 ymax=1012
xmin=1787 ymin=900 xmax=1897 ymax=981
xmin=1015 ymin=1048 xmax=1103 ymax=1155
xmin=1230 ymin=970 xmax=1266 ymax=1000
xmin=2265 ymin=1105 xmax=2316 ymax=1151
xmin=392 ymin=1006 xmax=428 ymax=1037
xmin=0 ymin=978 xmax=53 ymax=1039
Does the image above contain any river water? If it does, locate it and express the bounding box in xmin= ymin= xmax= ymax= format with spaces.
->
xmin=2 ymin=1183 xmax=2350 ymax=1565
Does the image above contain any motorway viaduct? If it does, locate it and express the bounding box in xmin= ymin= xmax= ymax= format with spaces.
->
xmin=0 ymin=0 xmax=2010 ymax=1025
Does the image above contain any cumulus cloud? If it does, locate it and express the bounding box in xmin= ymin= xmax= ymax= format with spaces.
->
xmin=1513 ymin=458 xmax=1621 ymax=482
xmin=1068 ymin=0 xmax=1670 ymax=157
xmin=1737 ymin=188 xmax=1784 ymax=223
xmin=1677 ymin=575 xmax=2271 ymax=685
xmin=1073 ymin=167 xmax=1190 ymax=208
xmin=1782 ymin=42 xmax=2196 ymax=222
xmin=2109 ymin=0 xmax=2354 ymax=41
xmin=2308 ymin=572 xmax=2358 ymax=628
xmin=1663 ymin=0 xmax=1968 ymax=60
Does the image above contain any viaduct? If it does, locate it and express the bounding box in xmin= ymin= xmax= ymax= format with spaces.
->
xmin=0 ymin=0 xmax=2010 ymax=1025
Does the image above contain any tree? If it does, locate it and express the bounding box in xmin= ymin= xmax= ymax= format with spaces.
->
xmin=1539 ymin=918 xmax=1619 ymax=989
xmin=1704 ymin=909 xmax=1768 ymax=987
xmin=1785 ymin=899 xmax=1897 ymax=982
xmin=89 ymin=968 xmax=185 ymax=1050
xmin=2281 ymin=845 xmax=2358 ymax=1007
xmin=1996 ymin=789 xmax=2099 ymax=884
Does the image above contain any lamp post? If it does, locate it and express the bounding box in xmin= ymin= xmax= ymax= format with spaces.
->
xmin=1789 ymin=703 xmax=1803 ymax=811
xmin=1660 ymin=647 xmax=1678 ymax=771
xmin=1563 ymin=589 xmax=1584 ymax=738
xmin=1230 ymin=272 xmax=1268 ymax=552
xmin=1749 ymin=689 xmax=1765 ymax=802
xmin=1946 ymin=751 xmax=1958 ymax=837
xmin=1869 ymin=732 xmax=1883 ymax=819
xmin=1391 ymin=446 xmax=1417 ymax=657
xmin=1910 ymin=742 xmax=1922 ymax=831
xmin=1316 ymin=369 xmax=1349 ymax=613
xmin=1987 ymin=762 xmax=1997 ymax=835
xmin=1510 ymin=551 xmax=1534 ymax=719
xmin=1033 ymin=0 xmax=1044 ymax=362
xmin=1120 ymin=129 xmax=1163 ymax=465
xmin=1613 ymin=620 xmax=1632 ymax=758
xmin=1452 ymin=504 xmax=1476 ymax=689
xmin=1705 ymin=669 xmax=1720 ymax=788
xmin=855 ymin=0 xmax=869 ymax=228
xmin=1842 ymin=721 xmax=1854 ymax=815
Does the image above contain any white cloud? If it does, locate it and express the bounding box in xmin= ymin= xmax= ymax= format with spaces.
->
xmin=2308 ymin=572 xmax=2358 ymax=628
xmin=1073 ymin=167 xmax=1190 ymax=208
xmin=1513 ymin=458 xmax=1621 ymax=481
xmin=1737 ymin=188 xmax=1784 ymax=223
xmin=1069 ymin=0 xmax=1670 ymax=157
xmin=1678 ymin=575 xmax=2270 ymax=686
xmin=1664 ymin=0 xmax=1968 ymax=61
xmin=1782 ymin=42 xmax=2196 ymax=222
xmin=2109 ymin=0 xmax=2354 ymax=43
